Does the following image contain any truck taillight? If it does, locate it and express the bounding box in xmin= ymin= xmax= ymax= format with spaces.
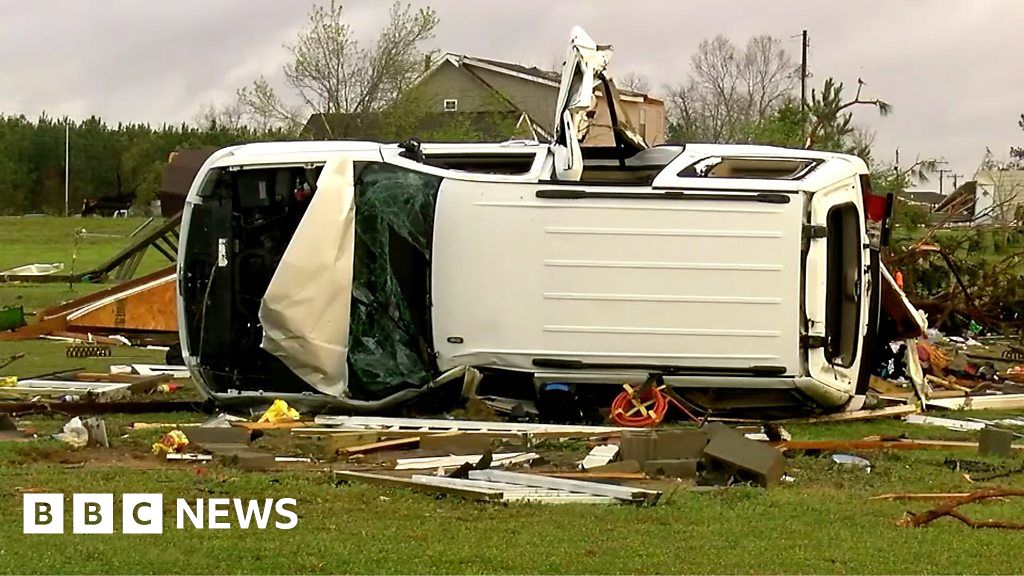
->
xmin=860 ymin=174 xmax=888 ymax=222
xmin=860 ymin=174 xmax=893 ymax=248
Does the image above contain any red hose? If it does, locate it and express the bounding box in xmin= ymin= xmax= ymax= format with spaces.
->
xmin=610 ymin=384 xmax=668 ymax=427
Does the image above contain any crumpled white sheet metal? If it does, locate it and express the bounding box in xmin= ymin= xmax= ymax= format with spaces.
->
xmin=258 ymin=155 xmax=355 ymax=398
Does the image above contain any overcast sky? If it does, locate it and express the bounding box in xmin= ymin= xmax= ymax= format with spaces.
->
xmin=1 ymin=0 xmax=1020 ymax=187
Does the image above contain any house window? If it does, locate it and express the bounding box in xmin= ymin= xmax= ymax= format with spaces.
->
xmin=639 ymin=107 xmax=647 ymax=138
xmin=443 ymin=99 xmax=458 ymax=112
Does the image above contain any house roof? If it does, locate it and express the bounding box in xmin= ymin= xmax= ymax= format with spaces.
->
xmin=935 ymin=181 xmax=977 ymax=214
xmin=901 ymin=189 xmax=946 ymax=206
xmin=437 ymin=53 xmax=653 ymax=100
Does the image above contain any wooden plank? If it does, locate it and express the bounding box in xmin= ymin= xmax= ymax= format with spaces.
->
xmin=293 ymin=427 xmax=615 ymax=441
xmin=314 ymin=415 xmax=627 ymax=434
xmin=926 ymin=394 xmax=1024 ymax=411
xmin=868 ymin=492 xmax=972 ymax=501
xmin=323 ymin=433 xmax=382 ymax=456
xmin=340 ymin=437 xmax=420 ymax=457
xmin=781 ymin=404 xmax=918 ymax=424
xmin=468 ymin=469 xmax=661 ymax=503
xmin=537 ymin=471 xmax=648 ymax=480
xmin=334 ymin=470 xmax=502 ymax=501
xmin=776 ymin=439 xmax=1024 ymax=452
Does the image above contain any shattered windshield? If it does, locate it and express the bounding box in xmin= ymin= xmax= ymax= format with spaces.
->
xmin=347 ymin=163 xmax=442 ymax=399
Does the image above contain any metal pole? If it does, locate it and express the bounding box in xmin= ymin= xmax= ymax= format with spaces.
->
xmin=937 ymin=168 xmax=951 ymax=195
xmin=64 ymin=121 xmax=69 ymax=217
xmin=800 ymin=30 xmax=808 ymax=110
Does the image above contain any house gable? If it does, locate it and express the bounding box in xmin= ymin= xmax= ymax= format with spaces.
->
xmin=413 ymin=59 xmax=518 ymax=115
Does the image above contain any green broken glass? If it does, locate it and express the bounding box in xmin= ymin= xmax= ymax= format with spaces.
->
xmin=347 ymin=163 xmax=441 ymax=399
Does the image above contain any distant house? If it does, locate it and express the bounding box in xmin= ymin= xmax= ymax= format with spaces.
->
xmin=933 ymin=170 xmax=1024 ymax=224
xmin=301 ymin=53 xmax=667 ymax=145
xmin=975 ymin=169 xmax=1024 ymax=223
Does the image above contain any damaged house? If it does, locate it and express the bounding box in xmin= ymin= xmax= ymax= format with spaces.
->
xmin=178 ymin=27 xmax=921 ymax=417
xmin=302 ymin=50 xmax=666 ymax=145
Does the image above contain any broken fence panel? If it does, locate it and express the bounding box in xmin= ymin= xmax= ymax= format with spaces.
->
xmin=394 ymin=452 xmax=538 ymax=471
xmin=468 ymin=469 xmax=661 ymax=504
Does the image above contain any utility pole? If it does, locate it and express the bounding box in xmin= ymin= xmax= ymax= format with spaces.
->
xmin=800 ymin=30 xmax=808 ymax=110
xmin=895 ymin=147 xmax=900 ymax=169
xmin=950 ymin=173 xmax=963 ymax=190
xmin=64 ymin=121 xmax=70 ymax=217
xmin=936 ymin=167 xmax=951 ymax=195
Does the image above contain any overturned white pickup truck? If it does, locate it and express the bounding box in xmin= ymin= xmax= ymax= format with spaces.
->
xmin=176 ymin=28 xmax=922 ymax=415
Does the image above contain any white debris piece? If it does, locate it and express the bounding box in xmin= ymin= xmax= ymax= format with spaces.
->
xmin=395 ymin=452 xmax=539 ymax=471
xmin=905 ymin=414 xmax=986 ymax=431
xmin=578 ymin=444 xmax=619 ymax=470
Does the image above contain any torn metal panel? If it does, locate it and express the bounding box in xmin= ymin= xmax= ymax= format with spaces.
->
xmin=259 ymin=156 xmax=356 ymax=398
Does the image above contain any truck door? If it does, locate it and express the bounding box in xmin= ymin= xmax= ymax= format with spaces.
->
xmin=804 ymin=179 xmax=868 ymax=395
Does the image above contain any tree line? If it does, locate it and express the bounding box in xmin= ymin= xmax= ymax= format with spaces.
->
xmin=0 ymin=114 xmax=286 ymax=215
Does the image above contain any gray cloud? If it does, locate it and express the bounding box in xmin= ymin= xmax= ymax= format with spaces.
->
xmin=1 ymin=0 xmax=1020 ymax=181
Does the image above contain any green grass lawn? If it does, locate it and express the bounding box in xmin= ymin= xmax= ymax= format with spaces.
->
xmin=3 ymin=217 xmax=1024 ymax=574
xmin=2 ymin=426 xmax=1024 ymax=574
xmin=0 ymin=216 xmax=172 ymax=314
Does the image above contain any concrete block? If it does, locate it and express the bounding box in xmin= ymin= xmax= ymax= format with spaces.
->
xmin=979 ymin=428 xmax=1013 ymax=457
xmin=654 ymin=429 xmax=709 ymax=459
xmin=186 ymin=426 xmax=252 ymax=447
xmin=619 ymin=430 xmax=657 ymax=463
xmin=642 ymin=459 xmax=699 ymax=478
xmin=701 ymin=424 xmax=785 ymax=487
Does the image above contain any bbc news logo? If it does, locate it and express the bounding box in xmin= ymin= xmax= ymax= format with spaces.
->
xmin=23 ymin=494 xmax=298 ymax=534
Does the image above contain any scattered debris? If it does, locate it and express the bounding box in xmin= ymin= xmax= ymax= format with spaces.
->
xmin=339 ymin=437 xmax=421 ymax=457
xmin=0 ymin=352 xmax=26 ymax=371
xmin=778 ymin=438 xmax=1024 ymax=452
xmin=702 ymin=423 xmax=785 ymax=487
xmin=831 ymin=454 xmax=872 ymax=472
xmin=927 ymin=394 xmax=1024 ymax=411
xmin=81 ymin=417 xmax=109 ymax=447
xmin=166 ymin=453 xmax=213 ymax=462
xmin=869 ymin=492 xmax=973 ymax=501
xmin=65 ymin=343 xmax=112 ymax=358
xmin=258 ymin=399 xmax=301 ymax=424
xmin=0 ymin=306 xmax=26 ymax=332
xmin=784 ymin=404 xmax=919 ymax=423
xmin=395 ymin=452 xmax=539 ymax=471
xmin=152 ymin=430 xmax=190 ymax=454
xmin=335 ymin=469 xmax=661 ymax=505
xmin=641 ymin=459 xmax=699 ymax=479
xmin=0 ymin=262 xmax=64 ymax=277
xmin=898 ymin=489 xmax=1024 ymax=529
xmin=111 ymin=364 xmax=190 ymax=379
xmin=309 ymin=415 xmax=626 ymax=438
xmin=979 ymin=428 xmax=1014 ymax=457
xmin=53 ymin=417 xmax=89 ymax=448
xmin=0 ymin=266 xmax=178 ymax=342
xmin=578 ymin=444 xmax=619 ymax=469
xmin=905 ymin=414 xmax=987 ymax=432
xmin=477 ymin=396 xmax=540 ymax=419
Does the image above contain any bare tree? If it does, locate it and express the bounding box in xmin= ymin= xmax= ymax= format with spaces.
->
xmin=236 ymin=1 xmax=439 ymax=133
xmin=619 ymin=72 xmax=651 ymax=94
xmin=666 ymin=34 xmax=796 ymax=142
xmin=193 ymin=99 xmax=251 ymax=132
